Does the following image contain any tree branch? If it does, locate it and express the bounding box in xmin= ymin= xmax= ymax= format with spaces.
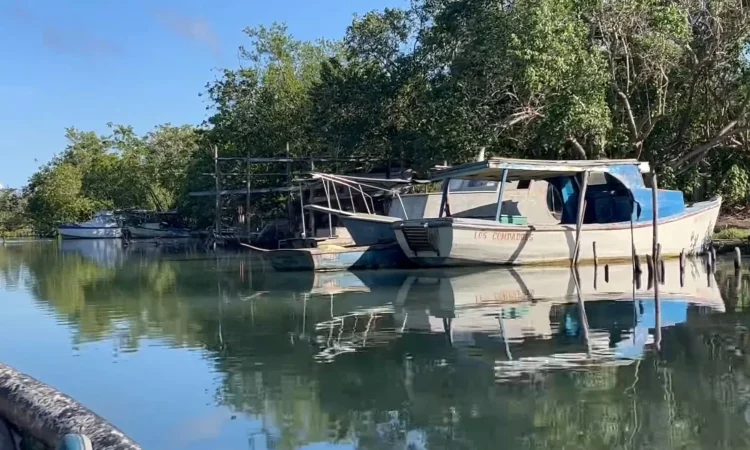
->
xmin=617 ymin=90 xmax=639 ymax=144
xmin=674 ymin=125 xmax=750 ymax=172
xmin=568 ymin=137 xmax=587 ymax=160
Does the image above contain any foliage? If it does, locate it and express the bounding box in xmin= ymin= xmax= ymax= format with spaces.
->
xmin=24 ymin=125 xmax=199 ymax=233
xmin=14 ymin=0 xmax=750 ymax=233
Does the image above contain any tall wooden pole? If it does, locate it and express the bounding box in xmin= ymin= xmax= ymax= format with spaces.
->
xmin=214 ymin=145 xmax=221 ymax=238
xmin=651 ymin=171 xmax=661 ymax=350
xmin=651 ymin=172 xmax=659 ymax=283
xmin=573 ymin=171 xmax=590 ymax=265
xmin=245 ymin=156 xmax=251 ymax=240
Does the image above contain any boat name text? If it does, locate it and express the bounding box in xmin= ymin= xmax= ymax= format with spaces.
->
xmin=473 ymin=231 xmax=533 ymax=242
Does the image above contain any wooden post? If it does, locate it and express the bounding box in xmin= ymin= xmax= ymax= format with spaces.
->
xmin=494 ymin=169 xmax=509 ymax=222
xmin=679 ymin=249 xmax=686 ymax=273
xmin=299 ymin=184 xmax=307 ymax=238
xmin=245 ymin=156 xmax=251 ymax=241
xmin=634 ymin=253 xmax=642 ymax=275
xmin=213 ymin=145 xmax=221 ymax=240
xmin=735 ymin=247 xmax=742 ymax=271
xmin=573 ymin=171 xmax=590 ymax=266
xmin=710 ymin=246 xmax=717 ymax=273
xmin=285 ymin=142 xmax=293 ymax=230
xmin=439 ymin=179 xmax=450 ymax=218
xmin=651 ymin=172 xmax=659 ymax=283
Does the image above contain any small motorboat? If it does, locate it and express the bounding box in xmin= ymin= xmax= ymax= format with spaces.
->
xmin=56 ymin=211 xmax=122 ymax=239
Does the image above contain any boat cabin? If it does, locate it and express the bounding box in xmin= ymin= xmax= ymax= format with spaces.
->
xmin=429 ymin=158 xmax=686 ymax=226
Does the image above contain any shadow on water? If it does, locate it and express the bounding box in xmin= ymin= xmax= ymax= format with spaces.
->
xmin=3 ymin=241 xmax=750 ymax=448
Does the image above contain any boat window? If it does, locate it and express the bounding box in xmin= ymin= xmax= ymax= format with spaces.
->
xmin=517 ymin=179 xmax=531 ymax=189
xmin=547 ymin=183 xmax=563 ymax=221
xmin=449 ymin=179 xmax=500 ymax=192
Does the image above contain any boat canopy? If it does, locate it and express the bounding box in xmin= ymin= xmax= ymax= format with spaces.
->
xmin=430 ymin=158 xmax=651 ymax=182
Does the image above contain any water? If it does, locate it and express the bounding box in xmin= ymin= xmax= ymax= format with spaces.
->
xmin=0 ymin=240 xmax=749 ymax=449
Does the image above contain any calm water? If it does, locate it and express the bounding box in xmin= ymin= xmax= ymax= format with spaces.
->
xmin=1 ymin=240 xmax=750 ymax=449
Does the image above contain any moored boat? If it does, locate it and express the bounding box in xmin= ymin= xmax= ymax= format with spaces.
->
xmin=125 ymin=223 xmax=192 ymax=239
xmin=393 ymin=158 xmax=721 ymax=267
xmin=243 ymin=242 xmax=410 ymax=272
xmin=57 ymin=211 xmax=122 ymax=239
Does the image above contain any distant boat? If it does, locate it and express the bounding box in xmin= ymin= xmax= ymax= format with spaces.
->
xmin=392 ymin=158 xmax=721 ymax=267
xmin=57 ymin=211 xmax=122 ymax=239
xmin=125 ymin=223 xmax=191 ymax=239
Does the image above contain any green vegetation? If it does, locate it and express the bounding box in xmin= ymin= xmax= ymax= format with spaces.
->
xmin=2 ymin=0 xmax=749 ymax=234
xmin=714 ymin=227 xmax=750 ymax=240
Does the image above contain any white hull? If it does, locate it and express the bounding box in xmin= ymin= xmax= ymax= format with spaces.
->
xmin=394 ymin=198 xmax=721 ymax=267
xmin=126 ymin=226 xmax=191 ymax=239
xmin=57 ymin=226 xmax=122 ymax=239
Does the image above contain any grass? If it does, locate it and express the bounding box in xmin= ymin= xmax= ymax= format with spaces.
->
xmin=714 ymin=227 xmax=750 ymax=240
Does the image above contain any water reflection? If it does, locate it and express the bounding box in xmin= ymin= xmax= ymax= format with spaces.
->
xmin=2 ymin=241 xmax=750 ymax=449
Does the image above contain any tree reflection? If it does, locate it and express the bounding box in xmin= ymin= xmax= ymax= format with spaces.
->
xmin=3 ymin=242 xmax=750 ymax=449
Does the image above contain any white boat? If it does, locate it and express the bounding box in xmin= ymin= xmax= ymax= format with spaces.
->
xmin=303 ymin=172 xmax=558 ymax=247
xmin=126 ymin=223 xmax=191 ymax=239
xmin=57 ymin=211 xmax=122 ymax=239
xmin=392 ymin=158 xmax=721 ymax=267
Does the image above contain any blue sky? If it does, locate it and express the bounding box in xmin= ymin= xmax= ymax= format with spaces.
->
xmin=0 ymin=0 xmax=406 ymax=188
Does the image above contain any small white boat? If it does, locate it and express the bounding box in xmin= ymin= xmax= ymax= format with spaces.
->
xmin=57 ymin=211 xmax=122 ymax=239
xmin=125 ymin=223 xmax=191 ymax=239
xmin=392 ymin=158 xmax=721 ymax=267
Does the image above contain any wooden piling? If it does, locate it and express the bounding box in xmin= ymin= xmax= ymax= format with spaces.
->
xmin=213 ymin=145 xmax=221 ymax=240
xmin=735 ymin=247 xmax=742 ymax=271
xmin=651 ymin=173 xmax=659 ymax=279
xmin=572 ymin=171 xmax=590 ymax=266
xmin=657 ymin=243 xmax=664 ymax=284
xmin=710 ymin=246 xmax=717 ymax=273
xmin=634 ymin=254 xmax=642 ymax=275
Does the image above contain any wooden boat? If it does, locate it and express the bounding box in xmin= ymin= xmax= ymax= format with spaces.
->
xmin=304 ymin=172 xmax=559 ymax=247
xmin=125 ymin=223 xmax=191 ymax=239
xmin=393 ymin=158 xmax=721 ymax=267
xmin=57 ymin=211 xmax=122 ymax=239
xmin=242 ymin=242 xmax=410 ymax=272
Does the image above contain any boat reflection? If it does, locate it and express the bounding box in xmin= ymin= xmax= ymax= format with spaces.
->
xmin=298 ymin=258 xmax=723 ymax=378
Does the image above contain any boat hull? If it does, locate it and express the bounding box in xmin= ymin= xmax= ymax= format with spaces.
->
xmin=57 ymin=226 xmax=122 ymax=239
xmin=126 ymin=226 xmax=191 ymax=239
xmin=339 ymin=214 xmax=400 ymax=246
xmin=394 ymin=197 xmax=721 ymax=267
xmin=251 ymin=244 xmax=411 ymax=272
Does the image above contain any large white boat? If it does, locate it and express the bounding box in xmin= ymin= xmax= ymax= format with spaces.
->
xmin=57 ymin=211 xmax=123 ymax=239
xmin=392 ymin=158 xmax=721 ymax=267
